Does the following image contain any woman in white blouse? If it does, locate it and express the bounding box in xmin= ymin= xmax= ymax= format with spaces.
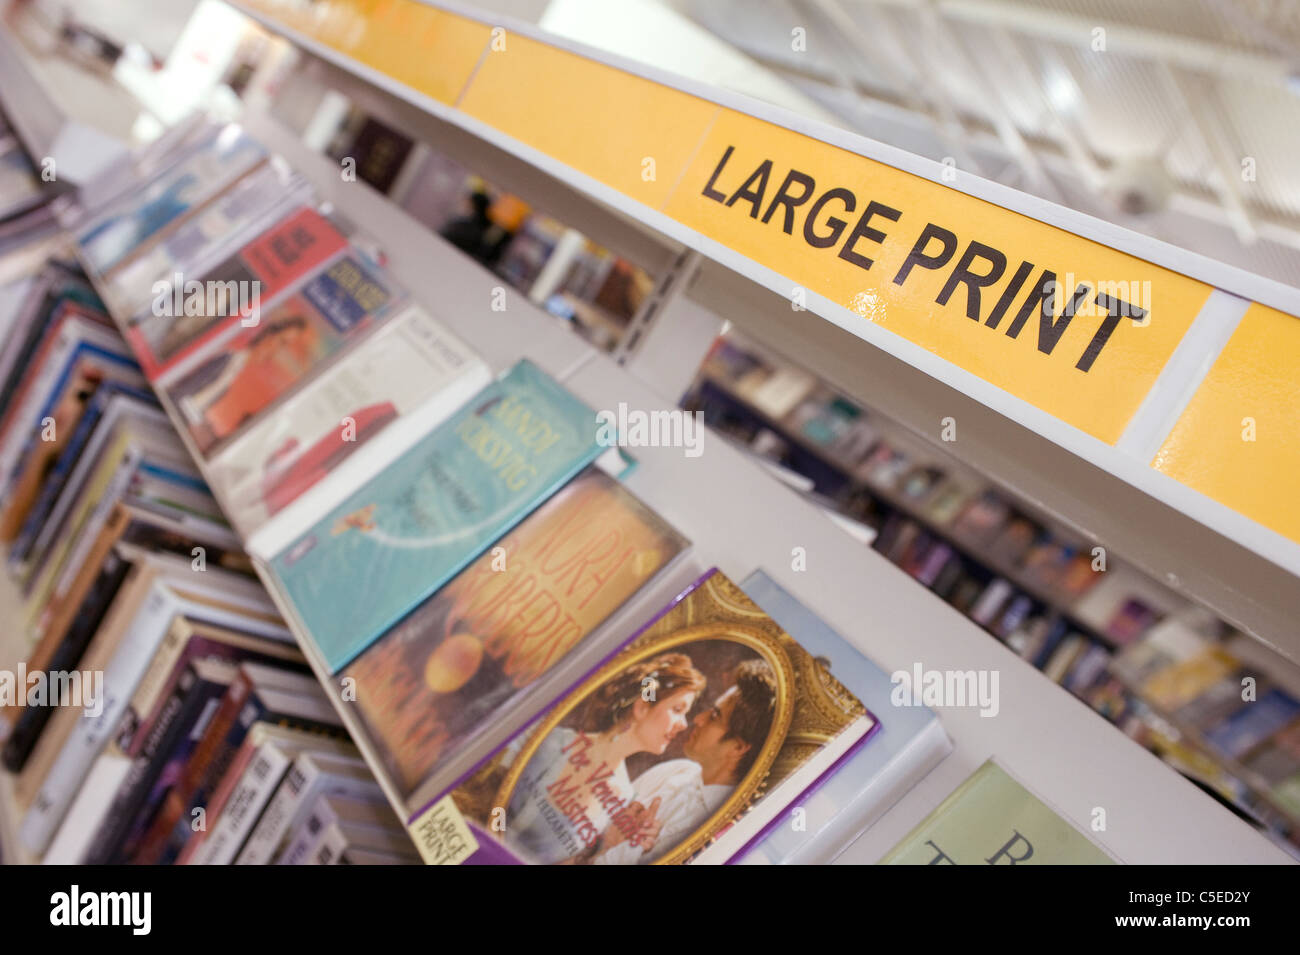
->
xmin=503 ymin=653 xmax=706 ymax=864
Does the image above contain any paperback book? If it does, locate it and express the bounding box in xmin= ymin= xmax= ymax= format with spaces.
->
xmin=879 ymin=759 xmax=1115 ymax=864
xmin=75 ymin=124 xmax=267 ymax=277
xmin=165 ymin=249 xmax=405 ymax=455
xmin=124 ymin=205 xmax=350 ymax=381
xmin=736 ymin=571 xmax=951 ymax=864
xmin=212 ymin=304 xmax=491 ymax=547
xmin=443 ymin=569 xmax=876 ymax=865
xmin=342 ymin=466 xmax=688 ymax=804
xmin=267 ymin=359 xmax=607 ymax=672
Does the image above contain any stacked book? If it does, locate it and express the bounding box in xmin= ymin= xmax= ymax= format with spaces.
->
xmin=0 ymin=115 xmax=974 ymax=865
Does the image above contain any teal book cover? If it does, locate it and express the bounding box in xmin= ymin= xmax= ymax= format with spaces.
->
xmin=269 ymin=359 xmax=604 ymax=672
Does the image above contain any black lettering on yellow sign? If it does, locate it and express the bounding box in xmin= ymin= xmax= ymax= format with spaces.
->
xmin=701 ymin=147 xmax=1147 ymax=373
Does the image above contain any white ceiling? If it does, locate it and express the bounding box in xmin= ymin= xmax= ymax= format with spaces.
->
xmin=673 ymin=0 xmax=1300 ymax=289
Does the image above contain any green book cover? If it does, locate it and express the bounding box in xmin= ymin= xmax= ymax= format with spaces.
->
xmin=880 ymin=759 xmax=1115 ymax=864
xmin=269 ymin=359 xmax=604 ymax=673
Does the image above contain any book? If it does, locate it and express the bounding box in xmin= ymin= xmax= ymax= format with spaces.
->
xmin=24 ymin=432 xmax=203 ymax=645
xmin=342 ymin=466 xmax=688 ymax=804
xmin=181 ymin=724 xmax=358 ymax=864
xmin=139 ymin=674 xmax=344 ymax=865
xmin=165 ymin=249 xmax=406 ymax=456
xmin=99 ymin=160 xmax=310 ymax=320
xmin=9 ymin=383 xmax=157 ymax=571
xmin=75 ymin=124 xmax=267 ymax=276
xmin=83 ymin=657 xmax=241 ymax=864
xmin=124 ymin=205 xmax=350 ymax=381
xmin=879 ymin=759 xmax=1114 ymax=864
xmin=445 ymin=569 xmax=876 ymax=865
xmin=1 ymin=544 xmax=134 ymax=773
xmin=736 ymin=571 xmax=951 ymax=864
xmin=20 ymin=409 xmax=181 ymax=613
xmin=0 ymin=265 xmax=104 ymax=418
xmin=1105 ymin=598 xmax=1161 ymax=645
xmin=304 ymin=817 xmax=419 ymax=865
xmin=951 ymin=491 xmax=1010 ymax=543
xmin=0 ymin=358 xmax=139 ymax=542
xmin=214 ymin=304 xmax=491 ymax=551
xmin=0 ymin=334 xmax=142 ymax=507
xmin=335 ymin=846 xmax=418 ymax=865
xmin=1203 ymin=689 xmax=1300 ymax=760
xmin=18 ymin=393 xmax=168 ymax=583
xmin=0 ymin=300 xmax=124 ymax=487
xmin=279 ymin=790 xmax=412 ymax=865
xmin=235 ymin=751 xmax=380 ymax=864
xmin=43 ymin=753 xmax=132 ymax=865
xmin=17 ymin=556 xmax=283 ymax=856
xmin=266 ymin=359 xmax=607 ymax=672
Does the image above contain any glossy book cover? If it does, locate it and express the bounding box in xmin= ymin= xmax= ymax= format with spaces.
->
xmin=166 ymin=251 xmax=403 ymax=455
xmin=269 ymin=359 xmax=605 ymax=672
xmin=344 ymin=467 xmax=688 ymax=802
xmin=125 ymin=206 xmax=349 ymax=381
xmin=445 ymin=569 xmax=873 ymax=865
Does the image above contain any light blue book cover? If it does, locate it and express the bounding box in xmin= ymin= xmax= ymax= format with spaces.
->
xmin=739 ymin=570 xmax=950 ymax=864
xmin=270 ymin=359 xmax=605 ymax=672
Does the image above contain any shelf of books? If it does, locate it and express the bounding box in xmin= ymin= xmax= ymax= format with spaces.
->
xmin=224 ymin=0 xmax=1300 ymax=665
xmin=0 ymin=1 xmax=1297 ymax=868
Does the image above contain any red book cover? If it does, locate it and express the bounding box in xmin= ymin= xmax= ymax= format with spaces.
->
xmin=126 ymin=207 xmax=349 ymax=381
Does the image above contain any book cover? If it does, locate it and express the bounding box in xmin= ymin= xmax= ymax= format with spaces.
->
xmin=84 ymin=657 xmax=238 ymax=864
xmin=342 ymin=467 xmax=688 ymax=801
xmin=9 ymin=384 xmax=157 ymax=569
xmin=268 ymin=359 xmax=606 ymax=672
xmin=444 ymin=569 xmax=873 ymax=865
xmin=737 ymin=570 xmax=951 ymax=864
xmin=235 ymin=751 xmax=378 ymax=864
xmin=18 ymin=395 xmax=167 ymax=583
xmin=210 ymin=304 xmax=490 ymax=543
xmin=139 ymin=668 xmax=344 ymax=865
xmin=124 ymin=206 xmax=350 ymax=381
xmin=101 ymin=161 xmax=309 ymax=320
xmin=1203 ymin=689 xmax=1300 ymax=760
xmin=879 ymin=759 xmax=1115 ymax=864
xmin=76 ymin=125 xmax=266 ymax=276
xmin=0 ymin=363 xmax=105 ymax=542
xmin=20 ymin=566 xmax=288 ymax=855
xmin=165 ymin=250 xmax=404 ymax=455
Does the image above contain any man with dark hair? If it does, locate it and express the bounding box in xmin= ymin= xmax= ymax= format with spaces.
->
xmin=592 ymin=658 xmax=777 ymax=864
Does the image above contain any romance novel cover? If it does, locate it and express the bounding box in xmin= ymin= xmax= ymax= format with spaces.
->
xmin=447 ymin=568 xmax=875 ymax=865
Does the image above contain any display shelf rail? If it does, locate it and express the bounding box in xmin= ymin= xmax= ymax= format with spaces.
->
xmin=229 ymin=0 xmax=1300 ymax=664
